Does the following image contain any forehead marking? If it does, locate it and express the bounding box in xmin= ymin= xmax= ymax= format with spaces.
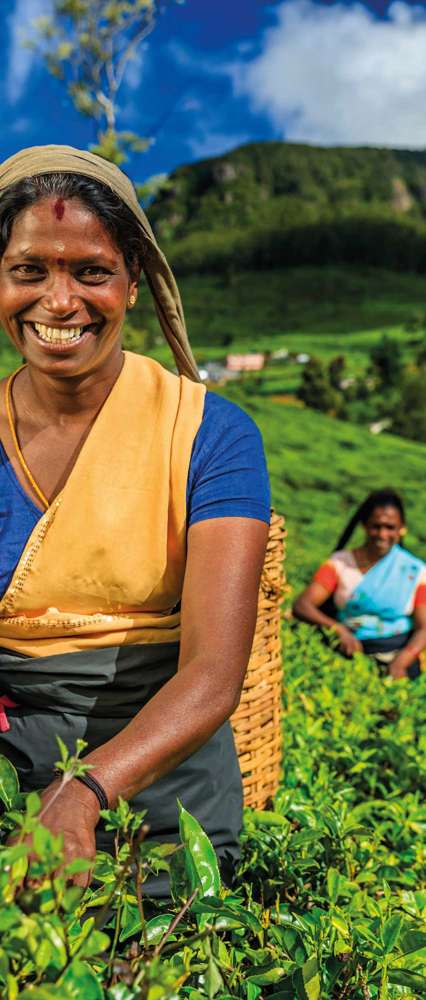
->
xmin=53 ymin=198 xmax=65 ymax=220
xmin=56 ymin=258 xmax=65 ymax=267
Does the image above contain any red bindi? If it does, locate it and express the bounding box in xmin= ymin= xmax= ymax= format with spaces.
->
xmin=56 ymin=258 xmax=65 ymax=267
xmin=53 ymin=198 xmax=65 ymax=220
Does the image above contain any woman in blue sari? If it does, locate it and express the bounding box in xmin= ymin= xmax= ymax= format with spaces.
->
xmin=293 ymin=490 xmax=426 ymax=679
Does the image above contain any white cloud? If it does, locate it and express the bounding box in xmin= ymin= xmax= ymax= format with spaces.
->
xmin=6 ymin=0 xmax=52 ymax=105
xmin=231 ymin=0 xmax=426 ymax=147
xmin=167 ymin=39 xmax=229 ymax=79
xmin=164 ymin=42 xmax=251 ymax=159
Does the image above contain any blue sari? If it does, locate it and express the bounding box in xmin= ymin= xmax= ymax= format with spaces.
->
xmin=337 ymin=544 xmax=425 ymax=641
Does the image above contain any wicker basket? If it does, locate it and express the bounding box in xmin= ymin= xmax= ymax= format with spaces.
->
xmin=230 ymin=511 xmax=286 ymax=810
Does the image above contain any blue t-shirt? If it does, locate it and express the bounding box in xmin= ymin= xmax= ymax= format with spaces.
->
xmin=0 ymin=392 xmax=270 ymax=598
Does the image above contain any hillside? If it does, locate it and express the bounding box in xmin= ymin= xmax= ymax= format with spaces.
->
xmin=131 ymin=264 xmax=425 ymax=352
xmin=149 ymin=141 xmax=426 ymax=238
xmin=124 ymin=265 xmax=426 ymax=407
xmin=147 ymin=141 xmax=426 ymax=276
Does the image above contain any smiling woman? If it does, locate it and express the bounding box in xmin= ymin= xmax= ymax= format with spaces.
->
xmin=0 ymin=145 xmax=270 ymax=894
xmin=1 ymin=196 xmax=134 ymax=381
xmin=293 ymin=489 xmax=426 ymax=680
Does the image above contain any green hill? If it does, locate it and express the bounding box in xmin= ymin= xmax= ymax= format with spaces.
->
xmin=149 ymin=141 xmax=426 ymax=238
xmin=148 ymin=141 xmax=426 ymax=276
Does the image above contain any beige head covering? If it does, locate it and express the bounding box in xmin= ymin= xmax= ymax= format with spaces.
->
xmin=0 ymin=145 xmax=199 ymax=381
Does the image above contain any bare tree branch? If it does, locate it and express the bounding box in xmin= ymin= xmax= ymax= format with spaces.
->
xmin=28 ymin=0 xmax=180 ymax=163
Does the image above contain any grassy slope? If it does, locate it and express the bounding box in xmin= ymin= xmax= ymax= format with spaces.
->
xmin=126 ymin=266 xmax=426 ymax=399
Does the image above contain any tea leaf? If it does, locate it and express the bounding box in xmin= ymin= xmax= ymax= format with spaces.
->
xmin=293 ymin=957 xmax=321 ymax=1000
xmin=204 ymin=954 xmax=224 ymax=998
xmin=388 ymin=967 xmax=426 ymax=989
xmin=382 ymin=914 xmax=403 ymax=954
xmin=327 ymin=867 xmax=342 ymax=904
xmin=178 ymin=800 xmax=220 ymax=898
xmin=60 ymin=959 xmax=104 ymax=998
xmin=0 ymin=756 xmax=19 ymax=809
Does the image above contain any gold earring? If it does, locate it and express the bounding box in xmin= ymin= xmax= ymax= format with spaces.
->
xmin=128 ymin=295 xmax=136 ymax=308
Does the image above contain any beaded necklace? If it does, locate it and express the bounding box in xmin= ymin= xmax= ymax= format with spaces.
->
xmin=5 ymin=367 xmax=49 ymax=510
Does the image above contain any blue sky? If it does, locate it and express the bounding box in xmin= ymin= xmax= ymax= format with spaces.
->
xmin=2 ymin=0 xmax=426 ymax=186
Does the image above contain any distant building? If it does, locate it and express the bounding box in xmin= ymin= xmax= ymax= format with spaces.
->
xmin=199 ymin=361 xmax=237 ymax=384
xmin=369 ymin=419 xmax=392 ymax=435
xmin=270 ymin=348 xmax=289 ymax=361
xmin=226 ymin=353 xmax=265 ymax=372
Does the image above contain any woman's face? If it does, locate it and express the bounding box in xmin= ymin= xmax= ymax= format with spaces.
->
xmin=363 ymin=505 xmax=405 ymax=557
xmin=0 ymin=196 xmax=138 ymax=379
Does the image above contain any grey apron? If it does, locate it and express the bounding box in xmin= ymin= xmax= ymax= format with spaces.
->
xmin=0 ymin=643 xmax=243 ymax=894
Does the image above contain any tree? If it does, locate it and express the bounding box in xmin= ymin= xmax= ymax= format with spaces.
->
xmin=404 ymin=310 xmax=426 ymax=335
xmin=392 ymin=371 xmax=426 ymax=442
xmin=328 ymin=354 xmax=346 ymax=390
xmin=297 ymin=357 xmax=342 ymax=415
xmin=415 ymin=337 xmax=426 ymax=368
xmin=368 ymin=334 xmax=404 ymax=391
xmin=29 ymin=0 xmax=181 ymax=164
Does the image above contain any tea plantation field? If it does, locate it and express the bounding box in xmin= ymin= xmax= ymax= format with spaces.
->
xmin=1 ymin=629 xmax=426 ymax=998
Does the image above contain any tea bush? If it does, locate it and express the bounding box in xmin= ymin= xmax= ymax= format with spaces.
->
xmin=1 ymin=626 xmax=426 ymax=998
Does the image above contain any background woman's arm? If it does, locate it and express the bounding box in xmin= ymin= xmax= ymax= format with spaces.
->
xmin=293 ymin=580 xmax=362 ymax=655
xmin=389 ymin=605 xmax=426 ymax=678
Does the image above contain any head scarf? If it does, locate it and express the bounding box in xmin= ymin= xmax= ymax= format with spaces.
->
xmin=0 ymin=145 xmax=199 ymax=382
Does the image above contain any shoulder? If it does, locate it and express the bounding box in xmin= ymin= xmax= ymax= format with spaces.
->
xmin=202 ymin=391 xmax=263 ymax=435
xmin=187 ymin=392 xmax=270 ymax=527
xmin=329 ymin=549 xmax=356 ymax=569
xmin=315 ymin=549 xmax=354 ymax=579
xmin=194 ymin=391 xmax=266 ymax=462
xmin=312 ymin=549 xmax=356 ymax=592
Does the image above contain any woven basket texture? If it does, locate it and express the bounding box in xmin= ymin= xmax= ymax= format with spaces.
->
xmin=230 ymin=511 xmax=286 ymax=810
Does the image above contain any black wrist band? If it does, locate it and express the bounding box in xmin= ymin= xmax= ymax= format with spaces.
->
xmin=74 ymin=773 xmax=109 ymax=812
xmin=54 ymin=769 xmax=109 ymax=812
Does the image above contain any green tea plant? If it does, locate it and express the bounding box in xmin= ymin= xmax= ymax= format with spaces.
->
xmin=1 ymin=628 xmax=426 ymax=997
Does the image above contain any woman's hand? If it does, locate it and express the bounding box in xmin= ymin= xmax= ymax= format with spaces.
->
xmin=38 ymin=778 xmax=99 ymax=886
xmin=388 ymin=657 xmax=408 ymax=680
xmin=388 ymin=610 xmax=426 ymax=680
xmin=335 ymin=624 xmax=362 ymax=657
